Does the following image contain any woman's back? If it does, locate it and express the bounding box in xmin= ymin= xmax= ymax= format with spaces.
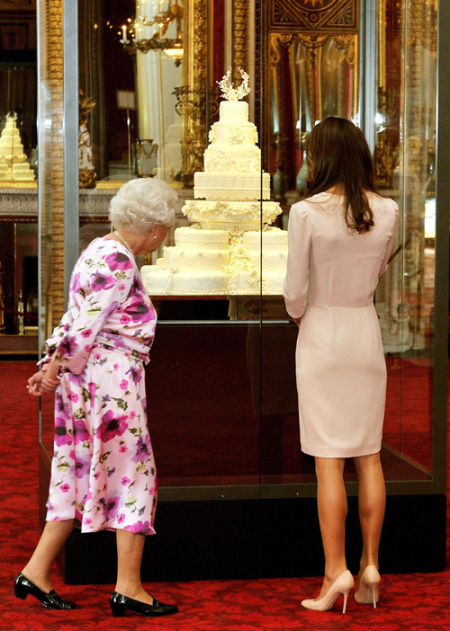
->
xmin=284 ymin=191 xmax=398 ymax=317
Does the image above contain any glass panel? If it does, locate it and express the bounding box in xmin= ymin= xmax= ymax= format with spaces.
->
xmin=260 ymin=1 xmax=436 ymax=487
xmin=37 ymin=0 xmax=63 ymax=459
xmin=375 ymin=0 xmax=437 ymax=478
xmin=36 ymin=0 xmax=439 ymax=492
xmin=261 ymin=9 xmax=360 ymax=486
xmin=76 ymin=0 xmax=265 ymax=492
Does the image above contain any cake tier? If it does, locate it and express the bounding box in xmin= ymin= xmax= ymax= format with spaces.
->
xmin=203 ymin=145 xmax=262 ymax=174
xmin=141 ymin=263 xmax=173 ymax=294
xmin=243 ymin=227 xmax=288 ymax=251
xmin=219 ymin=100 xmax=248 ymax=124
xmin=248 ymin=250 xmax=288 ymax=273
xmin=173 ymin=271 xmax=229 ymax=295
xmin=209 ymin=122 xmax=258 ymax=146
xmin=194 ymin=173 xmax=271 ymax=201
xmin=140 ymin=266 xmax=285 ymax=296
xmin=226 ymin=269 xmax=259 ymax=294
xmin=164 ymin=245 xmax=229 ymax=271
xmin=261 ymin=271 xmax=286 ymax=295
xmin=0 ymin=165 xmax=35 ymax=181
xmin=0 ymin=130 xmax=21 ymax=139
xmin=182 ymin=199 xmax=282 ymax=231
xmin=174 ymin=226 xmax=229 ymax=250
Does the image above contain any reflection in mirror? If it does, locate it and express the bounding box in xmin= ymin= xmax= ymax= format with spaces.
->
xmin=374 ymin=0 xmax=437 ymax=476
xmin=0 ymin=2 xmax=37 ymax=185
xmin=269 ymin=33 xmax=358 ymax=202
xmin=79 ymin=0 xmax=184 ymax=185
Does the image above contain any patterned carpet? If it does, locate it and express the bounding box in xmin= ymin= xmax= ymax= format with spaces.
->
xmin=0 ymin=360 xmax=448 ymax=631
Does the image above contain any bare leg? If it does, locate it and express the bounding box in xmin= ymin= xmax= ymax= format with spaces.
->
xmin=354 ymin=452 xmax=386 ymax=572
xmin=21 ymin=519 xmax=74 ymax=592
xmin=315 ymin=457 xmax=348 ymax=598
xmin=115 ymin=530 xmax=154 ymax=604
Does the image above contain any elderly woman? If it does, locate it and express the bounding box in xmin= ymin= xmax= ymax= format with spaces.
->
xmin=15 ymin=178 xmax=179 ymax=617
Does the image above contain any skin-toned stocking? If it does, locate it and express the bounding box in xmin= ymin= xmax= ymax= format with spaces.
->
xmin=314 ymin=457 xmax=348 ymax=598
xmin=21 ymin=519 xmax=75 ymax=593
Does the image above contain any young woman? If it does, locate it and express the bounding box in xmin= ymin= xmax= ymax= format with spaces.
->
xmin=283 ymin=117 xmax=399 ymax=614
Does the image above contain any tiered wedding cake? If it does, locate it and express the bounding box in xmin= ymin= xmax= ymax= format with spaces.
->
xmin=0 ymin=114 xmax=35 ymax=181
xmin=141 ymin=69 xmax=288 ymax=296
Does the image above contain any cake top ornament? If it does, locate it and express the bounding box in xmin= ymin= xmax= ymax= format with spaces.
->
xmin=217 ymin=68 xmax=251 ymax=101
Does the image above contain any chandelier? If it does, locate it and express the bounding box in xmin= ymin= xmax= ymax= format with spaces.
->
xmin=119 ymin=0 xmax=184 ymax=66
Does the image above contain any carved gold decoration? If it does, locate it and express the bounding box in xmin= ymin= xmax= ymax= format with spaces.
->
xmin=174 ymin=85 xmax=220 ymax=186
xmin=45 ymin=0 xmax=65 ymax=333
xmin=407 ymin=0 xmax=437 ymax=53
xmin=271 ymin=0 xmax=358 ymax=32
xmin=79 ymin=169 xmax=97 ymax=188
xmin=232 ymin=0 xmax=249 ymax=85
xmin=78 ymin=89 xmax=97 ymax=188
xmin=178 ymin=0 xmax=225 ymax=186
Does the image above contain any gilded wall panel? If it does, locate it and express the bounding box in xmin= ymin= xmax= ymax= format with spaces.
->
xmin=272 ymin=0 xmax=358 ymax=33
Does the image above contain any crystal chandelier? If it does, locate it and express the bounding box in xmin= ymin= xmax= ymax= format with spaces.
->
xmin=119 ymin=0 xmax=184 ymax=66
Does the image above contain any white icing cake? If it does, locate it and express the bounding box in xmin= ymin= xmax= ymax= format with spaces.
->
xmin=0 ymin=114 xmax=35 ymax=181
xmin=141 ymin=81 xmax=288 ymax=296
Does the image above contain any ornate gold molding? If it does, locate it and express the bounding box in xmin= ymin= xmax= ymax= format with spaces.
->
xmin=232 ymin=0 xmax=249 ymax=81
xmin=41 ymin=0 xmax=65 ymax=335
xmin=271 ymin=0 xmax=358 ymax=33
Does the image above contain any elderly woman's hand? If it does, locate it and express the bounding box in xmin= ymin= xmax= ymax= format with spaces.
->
xmin=27 ymin=371 xmax=46 ymax=396
xmin=27 ymin=361 xmax=60 ymax=396
xmin=41 ymin=360 xmax=60 ymax=393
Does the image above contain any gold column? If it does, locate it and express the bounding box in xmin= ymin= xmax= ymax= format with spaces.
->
xmin=232 ymin=0 xmax=249 ymax=79
xmin=177 ymin=0 xmax=208 ymax=185
xmin=43 ymin=0 xmax=65 ymax=334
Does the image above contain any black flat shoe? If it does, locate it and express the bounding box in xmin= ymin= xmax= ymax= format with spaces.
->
xmin=14 ymin=572 xmax=77 ymax=610
xmin=110 ymin=591 xmax=178 ymax=617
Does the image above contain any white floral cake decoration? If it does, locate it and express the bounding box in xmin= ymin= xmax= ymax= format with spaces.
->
xmin=217 ymin=67 xmax=251 ymax=101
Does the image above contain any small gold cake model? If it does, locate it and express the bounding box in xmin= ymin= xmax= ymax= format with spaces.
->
xmin=0 ymin=113 xmax=35 ymax=182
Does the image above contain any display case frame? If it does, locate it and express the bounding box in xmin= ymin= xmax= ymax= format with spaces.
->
xmin=33 ymin=0 xmax=448 ymax=583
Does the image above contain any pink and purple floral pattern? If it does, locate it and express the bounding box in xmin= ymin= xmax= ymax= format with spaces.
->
xmin=43 ymin=238 xmax=158 ymax=535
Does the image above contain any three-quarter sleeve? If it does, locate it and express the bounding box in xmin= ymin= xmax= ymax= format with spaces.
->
xmin=45 ymin=247 xmax=135 ymax=374
xmin=283 ymin=201 xmax=312 ymax=319
xmin=379 ymin=200 xmax=400 ymax=276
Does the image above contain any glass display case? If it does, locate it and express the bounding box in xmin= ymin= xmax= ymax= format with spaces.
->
xmin=29 ymin=0 xmax=449 ymax=583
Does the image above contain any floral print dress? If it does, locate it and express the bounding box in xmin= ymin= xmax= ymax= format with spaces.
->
xmin=43 ymin=237 xmax=158 ymax=535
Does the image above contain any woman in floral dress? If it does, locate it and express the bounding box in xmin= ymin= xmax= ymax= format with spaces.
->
xmin=15 ymin=178 xmax=179 ymax=618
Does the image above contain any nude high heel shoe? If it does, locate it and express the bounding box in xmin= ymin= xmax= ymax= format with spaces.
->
xmin=301 ymin=570 xmax=355 ymax=614
xmin=354 ymin=565 xmax=380 ymax=608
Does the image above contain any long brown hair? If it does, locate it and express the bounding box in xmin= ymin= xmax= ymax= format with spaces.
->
xmin=305 ymin=117 xmax=376 ymax=233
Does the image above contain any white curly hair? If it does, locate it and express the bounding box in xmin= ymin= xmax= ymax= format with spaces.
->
xmin=109 ymin=178 xmax=179 ymax=234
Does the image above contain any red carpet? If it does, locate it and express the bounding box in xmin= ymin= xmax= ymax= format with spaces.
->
xmin=0 ymin=360 xmax=448 ymax=630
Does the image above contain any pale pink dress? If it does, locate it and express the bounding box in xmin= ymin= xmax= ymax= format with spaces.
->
xmin=283 ymin=192 xmax=399 ymax=458
xmin=42 ymin=238 xmax=158 ymax=535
